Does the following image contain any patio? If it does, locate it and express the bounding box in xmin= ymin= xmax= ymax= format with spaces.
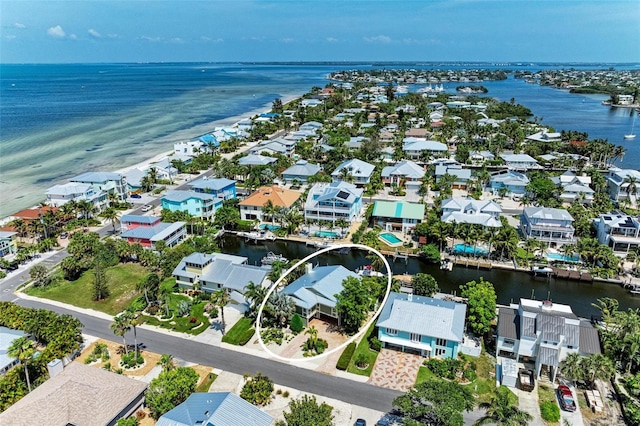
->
xmin=368 ymin=349 xmax=423 ymax=391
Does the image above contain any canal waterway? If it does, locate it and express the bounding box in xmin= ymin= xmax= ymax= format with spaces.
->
xmin=219 ymin=235 xmax=640 ymax=319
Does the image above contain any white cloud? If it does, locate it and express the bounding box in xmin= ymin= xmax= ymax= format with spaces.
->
xmin=5 ymin=35 xmax=16 ymax=40
xmin=69 ymin=34 xmax=77 ymax=40
xmin=326 ymin=37 xmax=339 ymax=43
xmin=140 ymin=36 xmax=162 ymax=42
xmin=363 ymin=35 xmax=391 ymax=44
xmin=107 ymin=33 xmax=119 ymax=39
xmin=280 ymin=37 xmax=294 ymax=43
xmin=47 ymin=25 xmax=65 ymax=38
xmin=88 ymin=29 xmax=102 ymax=38
xmin=200 ymin=36 xmax=223 ymax=42
xmin=14 ymin=22 xmax=26 ymax=29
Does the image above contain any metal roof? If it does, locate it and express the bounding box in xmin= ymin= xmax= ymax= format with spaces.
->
xmin=282 ymin=265 xmax=359 ymax=310
xmin=579 ymin=321 xmax=602 ymax=355
xmin=381 ymin=160 xmax=426 ymax=180
xmin=71 ymin=171 xmax=122 ymax=183
xmin=188 ymin=178 xmax=235 ymax=191
xmin=539 ymin=345 xmax=560 ymax=367
xmin=497 ymin=308 xmax=520 ymax=340
xmin=372 ymin=201 xmax=425 ymax=221
xmin=331 ymin=158 xmax=375 ymax=178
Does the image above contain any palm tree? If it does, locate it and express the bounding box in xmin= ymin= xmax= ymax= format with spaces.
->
xmin=305 ymin=325 xmax=319 ymax=351
xmin=157 ymin=354 xmax=175 ymax=372
xmin=123 ymin=311 xmax=140 ymax=358
xmin=474 ymin=387 xmax=533 ymax=425
xmin=8 ymin=337 xmax=36 ymax=392
xmin=212 ymin=288 xmax=231 ymax=335
xmin=110 ymin=314 xmax=131 ymax=355
xmin=561 ymin=352 xmax=584 ymax=386
xmin=583 ymin=353 xmax=615 ymax=386
xmin=334 ymin=218 xmax=349 ymax=237
xmin=339 ymin=166 xmax=355 ymax=183
xmin=244 ymin=281 xmax=267 ymax=312
xmin=100 ymin=207 xmax=119 ymax=233
xmin=262 ymin=200 xmax=277 ymax=225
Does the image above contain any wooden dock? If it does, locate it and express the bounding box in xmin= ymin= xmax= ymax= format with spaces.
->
xmin=453 ymin=258 xmax=492 ymax=270
xmin=550 ymin=267 xmax=593 ymax=282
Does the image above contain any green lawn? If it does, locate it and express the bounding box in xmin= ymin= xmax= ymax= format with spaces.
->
xmin=138 ymin=297 xmax=210 ymax=335
xmin=468 ymin=351 xmax=497 ymax=402
xmin=196 ymin=372 xmax=218 ymax=393
xmin=538 ymin=384 xmax=561 ymax=424
xmin=26 ymin=263 xmax=149 ymax=315
xmin=347 ymin=323 xmax=380 ymax=377
xmin=415 ymin=366 xmax=435 ymax=385
xmin=221 ymin=317 xmax=255 ymax=345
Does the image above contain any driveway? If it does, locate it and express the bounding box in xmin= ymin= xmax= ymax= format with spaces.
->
xmin=368 ymin=349 xmax=422 ymax=391
xmin=514 ymin=386 xmax=545 ymax=426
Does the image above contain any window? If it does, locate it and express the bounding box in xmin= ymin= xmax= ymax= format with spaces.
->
xmin=386 ymin=328 xmax=398 ymax=336
xmin=436 ymin=338 xmax=447 ymax=347
xmin=435 ymin=348 xmax=446 ymax=357
xmin=504 ymin=339 xmax=515 ymax=346
xmin=410 ymin=333 xmax=421 ymax=342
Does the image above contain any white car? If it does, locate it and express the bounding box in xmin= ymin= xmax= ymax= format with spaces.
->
xmin=142 ymin=205 xmax=152 ymax=212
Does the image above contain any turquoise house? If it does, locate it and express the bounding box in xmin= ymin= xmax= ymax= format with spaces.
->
xmin=188 ymin=178 xmax=236 ymax=200
xmin=377 ymin=292 xmax=467 ymax=359
xmin=161 ymin=190 xmax=222 ymax=220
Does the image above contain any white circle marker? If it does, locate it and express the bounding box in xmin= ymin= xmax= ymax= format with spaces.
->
xmin=256 ymin=243 xmax=393 ymax=363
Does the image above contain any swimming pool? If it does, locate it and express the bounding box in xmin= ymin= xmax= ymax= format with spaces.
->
xmin=259 ymin=224 xmax=281 ymax=231
xmin=315 ymin=231 xmax=339 ymax=238
xmin=546 ymin=252 xmax=580 ymax=263
xmin=452 ymin=243 xmax=488 ymax=256
xmin=379 ymin=232 xmax=403 ymax=247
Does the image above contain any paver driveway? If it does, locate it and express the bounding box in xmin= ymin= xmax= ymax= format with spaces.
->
xmin=368 ymin=349 xmax=422 ymax=391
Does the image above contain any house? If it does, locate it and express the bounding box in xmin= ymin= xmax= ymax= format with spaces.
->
xmin=0 ymin=327 xmax=28 ymax=375
xmin=120 ymin=219 xmax=187 ymax=250
xmin=606 ymin=167 xmax=640 ymax=202
xmin=299 ymin=121 xmax=323 ymax=132
xmin=402 ymin=139 xmax=448 ymax=160
xmin=188 ymin=178 xmax=236 ymax=200
xmin=434 ymin=164 xmax=472 ymax=190
xmin=346 ymin=136 xmax=368 ymax=150
xmin=172 ymin=252 xmax=268 ymax=303
xmin=282 ymin=264 xmax=360 ymax=325
xmin=500 ymin=154 xmax=540 ymax=171
xmin=300 ymin=98 xmax=323 ymax=108
xmin=0 ymin=231 xmax=18 ymax=258
xmin=377 ymin=292 xmax=467 ymax=359
xmin=149 ymin=158 xmax=178 ymax=182
xmin=550 ymin=171 xmax=594 ymax=205
xmin=304 ymin=181 xmax=363 ymax=223
xmin=122 ymin=169 xmax=147 ymax=193
xmin=490 ymin=171 xmax=530 ymax=196
xmin=595 ymin=212 xmax=640 ymax=255
xmin=281 ymin=160 xmax=322 ymax=184
xmin=0 ymin=362 xmax=147 ymax=426
xmin=381 ymin=160 xmax=425 ymax=188
xmin=70 ymin=171 xmax=127 ymax=200
xmin=120 ymin=214 xmax=162 ymax=231
xmin=239 ymin=185 xmax=302 ymax=221
xmin=161 ymin=190 xmax=222 ymax=220
xmin=372 ymin=201 xmax=425 ymax=233
xmin=441 ymin=198 xmax=502 ymax=228
xmin=404 ymin=128 xmax=430 ymax=138
xmin=237 ymin=154 xmax=277 ymax=166
xmin=174 ymin=140 xmax=204 ymax=157
xmin=8 ymin=206 xmax=59 ymax=227
xmin=251 ymin=138 xmax=297 ymax=157
xmin=45 ymin=182 xmax=107 ymax=210
xmin=520 ymin=207 xmax=575 ymax=246
xmin=496 ymin=299 xmax=601 ymax=381
xmin=331 ymin=158 xmax=375 ymax=186
xmin=156 ymin=392 xmax=273 ymax=426
xmin=468 ymin=150 xmax=495 ymax=165
xmin=526 ymin=130 xmax=562 ymax=143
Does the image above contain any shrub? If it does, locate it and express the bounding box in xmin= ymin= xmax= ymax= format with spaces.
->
xmin=120 ymin=352 xmax=144 ymax=369
xmin=283 ymin=390 xmax=290 ymax=398
xmin=146 ymin=304 xmax=159 ymax=315
xmin=463 ymin=368 xmax=477 ymax=382
xmin=369 ymin=336 xmax=382 ymax=352
xmin=540 ymin=401 xmax=560 ymax=422
xmin=261 ymin=328 xmax=284 ymax=345
xmin=177 ymin=300 xmax=192 ymax=317
xmin=103 ymin=362 xmax=111 ymax=370
xmin=240 ymin=373 xmax=274 ymax=406
xmin=0 ymin=271 xmax=7 ymax=279
xmin=424 ymin=358 xmax=464 ymax=380
xmin=336 ymin=342 xmax=356 ymax=370
xmin=189 ymin=316 xmax=197 ymax=323
xmin=354 ymin=353 xmax=368 ymax=368
xmin=290 ymin=314 xmax=304 ymax=334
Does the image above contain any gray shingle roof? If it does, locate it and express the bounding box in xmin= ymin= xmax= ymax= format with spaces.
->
xmin=377 ymin=292 xmax=466 ymax=342
xmin=497 ymin=308 xmax=520 ymax=340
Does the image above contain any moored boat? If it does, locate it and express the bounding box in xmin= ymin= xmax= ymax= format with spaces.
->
xmin=261 ymin=251 xmax=288 ymax=265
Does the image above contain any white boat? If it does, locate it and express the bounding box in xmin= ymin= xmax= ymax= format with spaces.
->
xmin=261 ymin=252 xmax=288 ymax=265
xmin=625 ymin=114 xmax=637 ymax=140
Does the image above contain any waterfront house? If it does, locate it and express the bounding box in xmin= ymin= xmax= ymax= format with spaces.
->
xmin=281 ymin=160 xmax=322 ymax=184
xmin=381 ymin=160 xmax=425 ymax=188
xmin=161 ymin=190 xmax=221 ymax=220
xmin=441 ymin=198 xmax=502 ymax=228
xmin=172 ymin=252 xmax=268 ymax=303
xmin=0 ymin=362 xmax=147 ymax=426
xmin=372 ymin=201 xmax=425 ymax=233
xmin=499 ymin=153 xmax=540 ymax=171
xmin=119 ymin=215 xmax=186 ymax=250
xmin=282 ymin=264 xmax=360 ymax=325
xmin=331 ymin=158 xmax=375 ymax=186
xmin=239 ymin=185 xmax=302 ymax=222
xmin=550 ymin=171 xmax=594 ymax=205
xmin=149 ymin=158 xmax=178 ymax=182
xmin=605 ymin=167 xmax=640 ymax=203
xmin=595 ymin=212 xmax=640 ymax=255
xmin=122 ymin=169 xmax=146 ymax=194
xmin=70 ymin=171 xmax=127 ymax=200
xmin=237 ymin=154 xmax=277 ymax=167
xmin=174 ymin=140 xmax=204 ymax=157
xmin=377 ymin=292 xmax=467 ymax=359
xmin=0 ymin=327 xmax=27 ymax=375
xmin=402 ymin=138 xmax=448 ymax=160
xmin=0 ymin=231 xmax=18 ymax=258
xmin=45 ymin=182 xmax=107 ymax=211
xmin=188 ymin=178 xmax=236 ymax=200
xmin=526 ymin=130 xmax=562 ymax=143
xmin=300 ymin=98 xmax=323 ymax=108
xmin=489 ymin=170 xmax=529 ymax=196
xmin=434 ymin=164 xmax=472 ymax=190
xmin=496 ymin=299 xmax=601 ymax=381
xmin=156 ymin=392 xmax=273 ymax=426
xmin=304 ymin=181 xmax=363 ymax=224
xmin=520 ymin=207 xmax=575 ymax=247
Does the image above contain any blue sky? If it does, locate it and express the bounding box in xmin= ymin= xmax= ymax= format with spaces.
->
xmin=1 ymin=1 xmax=639 ymax=63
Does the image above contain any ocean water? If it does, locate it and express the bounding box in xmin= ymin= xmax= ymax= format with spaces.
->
xmin=1 ymin=62 xmax=638 ymax=218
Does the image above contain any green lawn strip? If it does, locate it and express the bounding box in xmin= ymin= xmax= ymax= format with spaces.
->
xmin=538 ymin=384 xmax=561 ymax=424
xmin=221 ymin=317 xmax=255 ymax=345
xmin=347 ymin=323 xmax=380 ymax=377
xmin=196 ymin=372 xmax=218 ymax=393
xmin=25 ymin=263 xmax=148 ymax=315
xmin=415 ymin=366 xmax=435 ymax=385
xmin=138 ymin=301 xmax=209 ymax=335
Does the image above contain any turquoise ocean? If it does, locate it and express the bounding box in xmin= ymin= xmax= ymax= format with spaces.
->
xmin=1 ymin=62 xmax=638 ymax=218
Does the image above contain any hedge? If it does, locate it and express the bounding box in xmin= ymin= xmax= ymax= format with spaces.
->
xmin=539 ymin=401 xmax=560 ymax=422
xmin=336 ymin=342 xmax=356 ymax=370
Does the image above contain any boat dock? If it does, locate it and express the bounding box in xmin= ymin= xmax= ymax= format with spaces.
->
xmin=453 ymin=258 xmax=492 ymax=270
xmin=238 ymin=230 xmax=276 ymax=243
xmin=381 ymin=249 xmax=409 ymax=263
xmin=550 ymin=267 xmax=593 ymax=282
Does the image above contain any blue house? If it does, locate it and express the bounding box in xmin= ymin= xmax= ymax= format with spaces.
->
xmin=281 ymin=160 xmax=321 ymax=184
xmin=304 ymin=181 xmax=363 ymax=223
xmin=377 ymin=292 xmax=467 ymax=359
xmin=161 ymin=190 xmax=221 ymax=220
xmin=188 ymin=178 xmax=236 ymax=200
xmin=490 ymin=170 xmax=530 ymax=196
xmin=282 ymin=265 xmax=360 ymax=325
xmin=156 ymin=392 xmax=273 ymax=426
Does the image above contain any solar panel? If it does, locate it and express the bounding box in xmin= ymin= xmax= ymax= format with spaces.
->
xmin=336 ymin=190 xmax=350 ymax=200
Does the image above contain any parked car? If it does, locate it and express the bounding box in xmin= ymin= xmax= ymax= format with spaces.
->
xmin=556 ymin=384 xmax=577 ymax=412
xmin=517 ymin=368 xmax=535 ymax=392
xmin=142 ymin=205 xmax=152 ymax=212
xmin=354 ymin=420 xmax=366 ymax=426
xmin=130 ymin=193 xmax=142 ymax=199
xmin=59 ymin=232 xmax=68 ymax=239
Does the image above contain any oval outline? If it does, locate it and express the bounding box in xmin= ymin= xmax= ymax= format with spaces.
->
xmin=255 ymin=243 xmax=393 ymax=363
